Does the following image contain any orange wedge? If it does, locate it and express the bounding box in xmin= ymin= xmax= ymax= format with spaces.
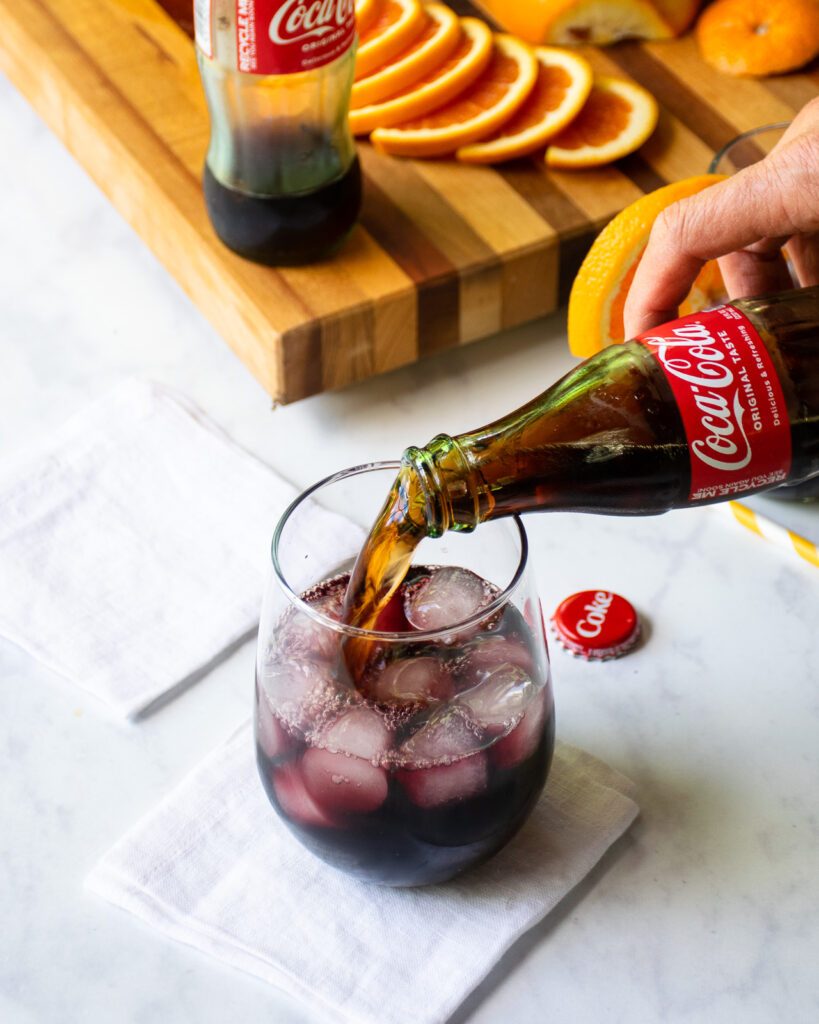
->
xmin=472 ymin=0 xmax=672 ymax=44
xmin=356 ymin=0 xmax=427 ymax=80
xmin=350 ymin=18 xmax=493 ymax=136
xmin=371 ymin=33 xmax=538 ymax=158
xmin=352 ymin=4 xmax=460 ymax=109
xmin=545 ymin=76 xmax=658 ymax=169
xmin=566 ymin=174 xmax=726 ymax=357
xmin=696 ymin=0 xmax=819 ymax=77
xmin=355 ymin=0 xmax=382 ymax=37
xmin=457 ymin=46 xmax=593 ymax=164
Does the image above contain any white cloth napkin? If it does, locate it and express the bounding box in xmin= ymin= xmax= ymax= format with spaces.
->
xmin=0 ymin=380 xmax=360 ymax=718
xmin=87 ymin=724 xmax=639 ymax=1024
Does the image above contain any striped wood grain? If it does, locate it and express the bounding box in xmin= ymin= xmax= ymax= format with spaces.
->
xmin=0 ymin=0 xmax=815 ymax=401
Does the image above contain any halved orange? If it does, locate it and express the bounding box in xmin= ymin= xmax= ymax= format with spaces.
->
xmin=472 ymin=0 xmax=673 ymax=44
xmin=457 ymin=46 xmax=593 ymax=164
xmin=566 ymin=174 xmax=726 ymax=357
xmin=371 ymin=34 xmax=538 ymax=158
xmin=355 ymin=0 xmax=382 ymax=38
xmin=350 ymin=18 xmax=493 ymax=136
xmin=356 ymin=0 xmax=427 ymax=80
xmin=696 ymin=0 xmax=819 ymax=77
xmin=352 ymin=4 xmax=461 ymax=109
xmin=545 ymin=76 xmax=658 ymax=169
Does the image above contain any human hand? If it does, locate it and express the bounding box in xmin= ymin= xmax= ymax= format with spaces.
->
xmin=624 ymin=97 xmax=819 ymax=337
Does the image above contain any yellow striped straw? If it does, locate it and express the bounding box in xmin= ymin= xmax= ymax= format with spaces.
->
xmin=725 ymin=501 xmax=819 ymax=570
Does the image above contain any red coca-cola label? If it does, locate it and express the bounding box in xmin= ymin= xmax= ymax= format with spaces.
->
xmin=235 ymin=0 xmax=356 ymax=74
xmin=638 ymin=305 xmax=792 ymax=501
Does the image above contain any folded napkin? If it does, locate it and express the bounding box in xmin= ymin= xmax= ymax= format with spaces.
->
xmin=0 ymin=380 xmax=360 ymax=718
xmin=87 ymin=724 xmax=639 ymax=1024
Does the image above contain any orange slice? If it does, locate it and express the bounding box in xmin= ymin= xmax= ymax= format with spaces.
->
xmin=352 ymin=4 xmax=460 ymax=109
xmin=355 ymin=0 xmax=382 ymax=38
xmin=545 ymin=76 xmax=658 ymax=169
xmin=696 ymin=0 xmax=819 ymax=77
xmin=350 ymin=18 xmax=493 ymax=136
xmin=356 ymin=0 xmax=427 ymax=80
xmin=471 ymin=0 xmax=672 ymax=44
xmin=457 ymin=46 xmax=593 ymax=164
xmin=566 ymin=174 xmax=726 ymax=357
xmin=371 ymin=33 xmax=538 ymax=158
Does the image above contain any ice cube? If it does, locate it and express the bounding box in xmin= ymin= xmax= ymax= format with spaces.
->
xmin=370 ymin=656 xmax=453 ymax=705
xmin=398 ymin=754 xmax=487 ymax=809
xmin=256 ymin=690 xmax=292 ymax=762
xmin=490 ymin=688 xmax=550 ymax=770
xmin=279 ymin=598 xmax=343 ymax=662
xmin=272 ymin=761 xmax=339 ymax=829
xmin=458 ymin=635 xmax=535 ymax=687
xmin=259 ymin=659 xmax=339 ymax=732
xmin=399 ymin=706 xmax=482 ymax=766
xmin=397 ymin=707 xmax=488 ymax=807
xmin=404 ymin=567 xmax=488 ymax=633
xmin=319 ymin=706 xmax=392 ymax=764
xmin=458 ymin=665 xmax=535 ymax=734
xmin=301 ymin=747 xmax=388 ymax=815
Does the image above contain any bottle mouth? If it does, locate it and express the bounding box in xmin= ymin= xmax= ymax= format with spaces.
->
xmin=401 ymin=445 xmax=447 ymax=538
xmin=403 ymin=434 xmax=481 ymax=536
xmin=270 ymin=461 xmax=529 ymax=643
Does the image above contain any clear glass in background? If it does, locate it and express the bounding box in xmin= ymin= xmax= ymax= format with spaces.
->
xmin=255 ymin=463 xmax=555 ymax=886
xmin=709 ymin=122 xmax=791 ymax=175
xmin=710 ymin=123 xmax=818 ymax=503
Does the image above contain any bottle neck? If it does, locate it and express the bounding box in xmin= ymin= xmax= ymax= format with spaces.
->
xmin=404 ymin=340 xmax=692 ymax=526
xmin=402 ymin=435 xmax=487 ymax=537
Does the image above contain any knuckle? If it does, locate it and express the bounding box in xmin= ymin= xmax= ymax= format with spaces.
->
xmin=653 ymin=199 xmax=698 ymax=254
xmin=763 ymin=135 xmax=819 ymax=232
xmin=793 ymin=95 xmax=819 ymax=130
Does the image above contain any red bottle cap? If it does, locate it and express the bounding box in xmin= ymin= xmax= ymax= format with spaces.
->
xmin=551 ymin=590 xmax=640 ymax=661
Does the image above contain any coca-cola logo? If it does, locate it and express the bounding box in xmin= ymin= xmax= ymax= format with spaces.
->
xmin=270 ymin=0 xmax=354 ymax=45
xmin=575 ymin=592 xmax=613 ymax=639
xmin=644 ymin=320 xmax=754 ymax=473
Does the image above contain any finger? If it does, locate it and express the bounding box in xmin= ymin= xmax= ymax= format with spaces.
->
xmin=717 ymin=241 xmax=793 ymax=298
xmin=623 ymin=248 xmax=705 ymax=337
xmin=769 ymin=97 xmax=819 ymax=152
xmin=784 ymin=232 xmax=819 ymax=287
xmin=623 ymin=158 xmax=813 ymax=336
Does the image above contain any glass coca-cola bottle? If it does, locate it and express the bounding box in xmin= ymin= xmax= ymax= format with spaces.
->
xmin=409 ymin=285 xmax=819 ymax=529
xmin=344 ymin=286 xmax=819 ymax=631
xmin=194 ymin=0 xmax=361 ymax=265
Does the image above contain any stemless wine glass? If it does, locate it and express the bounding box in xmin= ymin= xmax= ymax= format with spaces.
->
xmin=255 ymin=463 xmax=555 ymax=887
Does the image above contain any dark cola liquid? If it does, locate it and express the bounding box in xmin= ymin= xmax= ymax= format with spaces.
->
xmin=204 ymin=142 xmax=362 ymax=266
xmin=256 ymin=568 xmax=554 ymax=886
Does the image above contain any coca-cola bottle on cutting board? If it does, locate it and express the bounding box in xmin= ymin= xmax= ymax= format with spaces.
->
xmin=194 ymin=0 xmax=361 ymax=265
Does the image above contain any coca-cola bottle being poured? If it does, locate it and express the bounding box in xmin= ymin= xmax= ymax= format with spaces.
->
xmin=344 ymin=286 xmax=819 ymax=633
xmin=194 ymin=0 xmax=361 ymax=265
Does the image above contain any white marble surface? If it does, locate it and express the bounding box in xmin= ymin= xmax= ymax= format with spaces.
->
xmin=1 ymin=72 xmax=818 ymax=1024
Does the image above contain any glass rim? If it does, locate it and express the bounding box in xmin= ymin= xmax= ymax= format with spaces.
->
xmin=708 ymin=121 xmax=791 ymax=174
xmin=270 ymin=461 xmax=530 ymax=642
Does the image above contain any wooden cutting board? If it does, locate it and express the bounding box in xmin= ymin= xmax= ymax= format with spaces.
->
xmin=1 ymin=0 xmax=816 ymax=403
